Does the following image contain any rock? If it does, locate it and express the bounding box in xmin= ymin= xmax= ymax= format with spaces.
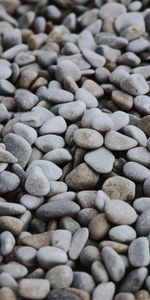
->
xmin=77 ymin=190 xmax=97 ymax=209
xmin=143 ymin=177 xmax=150 ymax=197
xmin=37 ymin=246 xmax=67 ymax=269
xmin=118 ymin=51 xmax=141 ymax=67
xmin=134 ymin=95 xmax=150 ymax=115
xmin=41 ymin=88 xmax=74 ymax=104
xmin=109 ymin=225 xmax=136 ymax=244
xmin=0 ymin=202 xmax=25 ymax=216
xmin=80 ymin=246 xmax=100 ymax=267
xmin=46 ymin=265 xmax=73 ymax=288
xmin=51 ymin=230 xmax=71 ymax=252
xmin=22 ymin=231 xmax=53 ymax=249
xmin=47 ymin=289 xmax=80 ymax=300
xmin=43 ymin=148 xmax=72 ymax=165
xmin=101 ymin=247 xmax=125 ymax=282
xmin=110 ymin=111 xmax=129 ymax=131
xmin=60 ymin=217 xmax=80 ymax=235
xmin=104 ymin=200 xmax=137 ymax=225
xmin=59 ymin=101 xmax=86 ymax=122
xmin=120 ymin=74 xmax=149 ymax=96
xmin=15 ymin=89 xmax=38 ymax=111
xmin=16 ymin=246 xmax=37 ymax=267
xmin=75 ymin=88 xmax=98 ymax=109
xmin=69 ymin=228 xmax=89 ymax=260
xmin=74 ymin=128 xmax=103 ymax=149
xmin=26 ymin=160 xmax=62 ymax=181
xmin=39 ymin=116 xmax=67 ymax=135
xmin=114 ymin=293 xmax=135 ymax=300
xmin=84 ymin=147 xmax=115 ymax=173
xmin=104 ymin=130 xmax=137 ymax=151
xmin=72 ymin=272 xmax=95 ymax=294
xmin=133 ymin=197 xmax=150 ymax=213
xmin=19 ymin=279 xmax=50 ymax=299
xmin=55 ymin=60 xmax=81 ymax=83
xmin=123 ymin=161 xmax=150 ymax=182
xmin=112 ymin=90 xmax=133 ymax=111
xmin=0 ymin=261 xmax=28 ymax=279
xmin=77 ymin=208 xmax=98 ymax=226
xmin=127 ymin=146 xmax=150 ymax=166
xmin=82 ymin=79 xmax=104 ymax=98
xmin=96 ymin=45 xmax=121 ymax=63
xmin=20 ymin=194 xmax=44 ymax=210
xmin=0 ymin=287 xmax=17 ymax=300
xmin=65 ymin=288 xmax=90 ymax=300
xmin=95 ymin=190 xmax=110 ymax=212
xmin=124 ymin=125 xmax=147 ymax=147
xmin=0 ymin=171 xmax=20 ymax=194
xmin=102 ymin=176 xmax=135 ymax=201
xmin=115 ymin=12 xmax=145 ymax=34
xmin=0 ymin=216 xmax=23 ymax=235
xmin=35 ymin=134 xmax=65 ymax=153
xmin=91 ymin=113 xmax=114 ymax=132
xmin=128 ymin=237 xmax=150 ymax=267
xmin=92 ymin=282 xmax=115 ymax=300
xmin=119 ymin=267 xmax=148 ymax=293
xmin=25 ymin=166 xmax=50 ymax=196
xmin=136 ymin=208 xmax=150 ymax=236
xmin=99 ymin=241 xmax=128 ymax=254
xmin=82 ymin=49 xmax=106 ymax=68
xmin=0 ymin=231 xmax=15 ymax=255
xmin=36 ymin=199 xmax=80 ymax=220
xmin=13 ymin=123 xmax=37 ymax=145
xmin=4 ymin=133 xmax=32 ymax=168
xmin=0 ymin=62 xmax=11 ymax=80
xmin=91 ymin=261 xmax=109 ymax=284
xmin=89 ymin=213 xmax=111 ymax=240
xmin=65 ymin=163 xmax=99 ymax=191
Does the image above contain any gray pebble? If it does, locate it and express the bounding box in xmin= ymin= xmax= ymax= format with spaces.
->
xmin=51 ymin=230 xmax=71 ymax=252
xmin=120 ymin=74 xmax=149 ymax=96
xmin=46 ymin=265 xmax=73 ymax=288
xmin=0 ymin=231 xmax=15 ymax=256
xmin=96 ymin=45 xmax=121 ymax=63
xmin=15 ymin=89 xmax=38 ymax=111
xmin=69 ymin=227 xmax=89 ymax=260
xmin=111 ymin=111 xmax=129 ymax=131
xmin=47 ymin=288 xmax=80 ymax=300
xmin=77 ymin=208 xmax=98 ymax=226
xmin=91 ymin=261 xmax=109 ymax=284
xmin=13 ymin=122 xmax=37 ymax=145
xmin=134 ymin=95 xmax=150 ymax=115
xmin=2 ymin=44 xmax=28 ymax=61
xmin=102 ymin=247 xmax=125 ymax=282
xmin=84 ymin=147 xmax=115 ymax=173
xmin=124 ymin=125 xmax=147 ymax=147
xmin=95 ymin=33 xmax=128 ymax=49
xmin=127 ymin=146 xmax=150 ymax=166
xmin=0 ymin=261 xmax=28 ymax=279
xmin=35 ymin=134 xmax=65 ymax=153
xmin=0 ymin=202 xmax=25 ymax=216
xmin=119 ymin=267 xmax=148 ymax=293
xmin=115 ymin=12 xmax=145 ymax=34
xmin=25 ymin=166 xmax=50 ymax=196
xmin=75 ymin=88 xmax=98 ymax=108
xmin=0 ymin=79 xmax=15 ymax=95
xmin=104 ymin=200 xmax=137 ymax=225
xmin=127 ymin=37 xmax=149 ymax=53
xmin=0 ymin=272 xmax=18 ymax=291
xmin=136 ymin=208 xmax=150 ymax=236
xmin=123 ymin=161 xmax=150 ymax=182
xmin=128 ymin=237 xmax=150 ymax=267
xmin=16 ymin=246 xmax=37 ymax=267
xmin=15 ymin=51 xmax=35 ymax=66
xmin=26 ymin=160 xmax=62 ymax=181
xmin=114 ymin=293 xmax=136 ymax=300
xmin=39 ymin=116 xmax=67 ymax=135
xmin=72 ymin=271 xmax=95 ymax=293
xmin=0 ymin=63 xmax=12 ymax=80
xmin=0 ymin=171 xmax=20 ymax=194
xmin=59 ymin=101 xmax=86 ymax=122
xmin=118 ymin=52 xmax=141 ymax=67
xmin=92 ymin=282 xmax=115 ymax=300
xmin=55 ymin=60 xmax=81 ymax=83
xmin=95 ymin=190 xmax=110 ymax=212
xmin=133 ymin=197 xmax=150 ymax=213
xmin=37 ymin=246 xmax=67 ymax=269
xmin=40 ymin=88 xmax=74 ymax=104
xmin=4 ymin=133 xmax=32 ymax=168
xmin=91 ymin=112 xmax=114 ymax=132
xmin=80 ymin=246 xmax=100 ymax=267
xmin=82 ymin=49 xmax=106 ymax=68
xmin=74 ymin=128 xmax=103 ymax=149
xmin=43 ymin=148 xmax=72 ymax=165
xmin=109 ymin=225 xmax=136 ymax=244
xmin=105 ymin=130 xmax=137 ymax=151
xmin=20 ymin=194 xmax=44 ymax=210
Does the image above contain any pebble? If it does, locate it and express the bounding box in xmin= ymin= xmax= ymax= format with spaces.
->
xmin=102 ymin=176 xmax=136 ymax=201
xmin=19 ymin=279 xmax=50 ymax=299
xmin=120 ymin=74 xmax=149 ymax=96
xmin=89 ymin=213 xmax=111 ymax=240
xmin=25 ymin=166 xmax=50 ymax=196
xmin=110 ymin=111 xmax=129 ymax=131
xmin=41 ymin=88 xmax=74 ymax=104
xmin=91 ymin=113 xmax=114 ymax=132
xmin=114 ymin=293 xmax=135 ymax=300
xmin=59 ymin=101 xmax=86 ymax=122
xmin=127 ymin=37 xmax=149 ymax=53
xmin=0 ymin=231 xmax=15 ymax=255
xmin=123 ymin=161 xmax=150 ymax=182
xmin=97 ymin=45 xmax=121 ymax=63
xmin=91 ymin=261 xmax=109 ymax=284
xmin=51 ymin=230 xmax=71 ymax=252
xmin=104 ymin=200 xmax=137 ymax=225
xmin=80 ymin=246 xmax=100 ymax=267
xmin=134 ymin=95 xmax=150 ymax=115
xmin=35 ymin=134 xmax=65 ymax=152
xmin=128 ymin=237 xmax=150 ymax=267
xmin=109 ymin=225 xmax=136 ymax=244
xmin=72 ymin=272 xmax=95 ymax=294
xmin=13 ymin=122 xmax=37 ymax=145
xmin=136 ymin=208 xmax=150 ymax=236
xmin=65 ymin=163 xmax=99 ymax=191
xmin=16 ymin=246 xmax=37 ymax=267
xmin=0 ymin=202 xmax=25 ymax=216
xmin=0 ymin=171 xmax=20 ymax=194
xmin=36 ymin=199 xmax=80 ymax=220
xmin=127 ymin=146 xmax=150 ymax=166
xmin=37 ymin=246 xmax=68 ymax=269
xmin=22 ymin=231 xmax=53 ymax=249
xmin=133 ymin=197 xmax=150 ymax=213
xmin=77 ymin=208 xmax=98 ymax=226
xmin=0 ymin=272 xmax=18 ymax=291
xmin=43 ymin=148 xmax=72 ymax=165
xmin=0 ymin=63 xmax=12 ymax=80
xmin=119 ymin=267 xmax=148 ymax=293
xmin=46 ymin=265 xmax=73 ymax=289
xmin=20 ymin=194 xmax=44 ymax=210
xmin=39 ymin=116 xmax=67 ymax=135
xmin=55 ymin=60 xmax=81 ymax=83
xmin=69 ymin=228 xmax=89 ymax=260
xmin=0 ymin=261 xmax=28 ymax=279
xmin=48 ymin=289 xmax=80 ymax=300
xmin=124 ymin=125 xmax=147 ymax=147
xmin=82 ymin=79 xmax=104 ymax=98
xmin=0 ymin=216 xmax=23 ymax=235
xmin=105 ymin=130 xmax=137 ymax=151
xmin=112 ymin=90 xmax=133 ymax=111
xmin=118 ymin=51 xmax=141 ymax=67
xmin=132 ymin=65 xmax=150 ymax=79
xmin=26 ymin=160 xmax=62 ymax=181
xmin=143 ymin=177 xmax=150 ymax=197
xmin=82 ymin=49 xmax=106 ymax=68
xmin=75 ymin=88 xmax=98 ymax=109
xmin=102 ymin=246 xmax=125 ymax=282
xmin=74 ymin=128 xmax=103 ymax=149
xmin=92 ymin=282 xmax=115 ymax=300
xmin=84 ymin=147 xmax=115 ymax=173
xmin=4 ymin=133 xmax=32 ymax=168
xmin=0 ymin=287 xmax=17 ymax=300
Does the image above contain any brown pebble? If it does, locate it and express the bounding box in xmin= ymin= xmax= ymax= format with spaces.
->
xmin=0 ymin=287 xmax=17 ymax=300
xmin=99 ymin=240 xmax=128 ymax=254
xmin=0 ymin=216 xmax=23 ymax=235
xmin=66 ymin=288 xmax=90 ymax=300
xmin=22 ymin=231 xmax=53 ymax=249
xmin=89 ymin=213 xmax=111 ymax=240
xmin=135 ymin=289 xmax=150 ymax=300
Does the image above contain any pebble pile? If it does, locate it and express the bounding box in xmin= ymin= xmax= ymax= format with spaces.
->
xmin=0 ymin=0 xmax=150 ymax=299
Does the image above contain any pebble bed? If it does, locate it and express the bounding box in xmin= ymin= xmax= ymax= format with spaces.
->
xmin=0 ymin=0 xmax=150 ymax=299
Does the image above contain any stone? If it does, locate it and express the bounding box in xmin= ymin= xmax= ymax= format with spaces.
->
xmin=69 ymin=228 xmax=89 ymax=260
xmin=16 ymin=246 xmax=37 ymax=267
xmin=134 ymin=95 xmax=150 ymax=115
xmin=72 ymin=272 xmax=95 ymax=294
xmin=92 ymin=282 xmax=115 ymax=300
xmin=112 ymin=90 xmax=133 ymax=111
xmin=51 ymin=230 xmax=71 ymax=252
xmin=102 ymin=176 xmax=135 ymax=201
xmin=89 ymin=213 xmax=111 ymax=240
xmin=59 ymin=101 xmax=86 ymax=122
xmin=0 ymin=231 xmax=15 ymax=255
xmin=99 ymin=241 xmax=128 ymax=254
xmin=104 ymin=200 xmax=137 ymax=225
xmin=82 ymin=49 xmax=106 ymax=68
xmin=80 ymin=246 xmax=100 ymax=267
xmin=0 ymin=287 xmax=17 ymax=300
xmin=95 ymin=190 xmax=110 ymax=212
xmin=0 ymin=202 xmax=25 ymax=216
xmin=55 ymin=60 xmax=81 ymax=83
xmin=20 ymin=194 xmax=44 ymax=210
xmin=65 ymin=163 xmax=99 ymax=191
xmin=15 ymin=89 xmax=38 ymax=111
xmin=0 ymin=171 xmax=20 ymax=194
xmin=110 ymin=111 xmax=129 ymax=131
xmin=128 ymin=237 xmax=150 ymax=267
xmin=35 ymin=134 xmax=65 ymax=153
xmin=104 ymin=130 xmax=137 ymax=151
xmin=127 ymin=146 xmax=150 ymax=166
xmin=133 ymin=197 xmax=150 ymax=213
xmin=26 ymin=160 xmax=62 ymax=181
xmin=75 ymin=88 xmax=98 ymax=109
xmin=46 ymin=265 xmax=73 ymax=288
xmin=96 ymin=45 xmax=121 ymax=63
xmin=132 ymin=65 xmax=150 ymax=79
xmin=48 ymin=289 xmax=80 ymax=300
xmin=136 ymin=208 xmax=150 ymax=236
xmin=4 ymin=133 xmax=32 ymax=168
xmin=77 ymin=208 xmax=98 ymax=226
xmin=60 ymin=217 xmax=80 ymax=235
xmin=41 ymin=88 xmax=74 ymax=104
xmin=0 ymin=261 xmax=28 ymax=279
xmin=91 ymin=261 xmax=109 ymax=284
xmin=43 ymin=148 xmax=72 ymax=165
xmin=65 ymin=288 xmax=90 ymax=300
xmin=143 ymin=177 xmax=150 ymax=197
xmin=114 ymin=293 xmax=135 ymax=300
xmin=120 ymin=74 xmax=149 ymax=96
xmin=36 ymin=199 xmax=80 ymax=220
xmin=25 ymin=166 xmax=50 ymax=196
xmin=39 ymin=116 xmax=67 ymax=135
xmin=22 ymin=231 xmax=53 ymax=249
xmin=13 ymin=123 xmax=37 ymax=145
xmin=102 ymin=246 xmax=125 ymax=282
xmin=84 ymin=147 xmax=115 ymax=173
xmin=91 ymin=113 xmax=114 ymax=132
xmin=123 ymin=162 xmax=150 ymax=182
xmin=74 ymin=128 xmax=103 ymax=149
xmin=37 ymin=246 xmax=67 ymax=269
xmin=19 ymin=279 xmax=50 ymax=299
xmin=82 ymin=79 xmax=104 ymax=98
xmin=0 ymin=216 xmax=23 ymax=235
xmin=124 ymin=125 xmax=147 ymax=147
xmin=118 ymin=52 xmax=141 ymax=67
xmin=119 ymin=267 xmax=148 ymax=293
xmin=109 ymin=225 xmax=136 ymax=244
xmin=115 ymin=12 xmax=145 ymax=34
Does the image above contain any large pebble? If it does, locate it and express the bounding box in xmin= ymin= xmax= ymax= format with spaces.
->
xmin=75 ymin=88 xmax=98 ymax=109
xmin=120 ymin=74 xmax=149 ymax=96
xmin=92 ymin=282 xmax=115 ymax=300
xmin=115 ymin=12 xmax=145 ymax=34
xmin=0 ymin=261 xmax=28 ymax=279
xmin=37 ymin=246 xmax=67 ymax=269
xmin=91 ymin=261 xmax=109 ymax=284
xmin=127 ymin=146 xmax=150 ymax=166
xmin=128 ymin=237 xmax=150 ymax=267
xmin=55 ymin=60 xmax=81 ymax=83
xmin=133 ymin=197 xmax=150 ymax=213
xmin=0 ymin=231 xmax=15 ymax=255
xmin=89 ymin=213 xmax=111 ymax=240
xmin=102 ymin=176 xmax=135 ymax=201
xmin=134 ymin=95 xmax=150 ymax=115
xmin=20 ymin=194 xmax=44 ymax=211
xmin=102 ymin=247 xmax=125 ymax=282
xmin=16 ymin=246 xmax=37 ymax=267
xmin=19 ymin=279 xmax=50 ymax=299
xmin=84 ymin=147 xmax=115 ymax=173
xmin=39 ymin=116 xmax=67 ymax=135
xmin=0 ymin=216 xmax=23 ymax=235
xmin=123 ymin=161 xmax=150 ymax=182
xmin=105 ymin=130 xmax=137 ymax=151
xmin=91 ymin=113 xmax=114 ymax=132
xmin=35 ymin=134 xmax=65 ymax=153
xmin=51 ymin=230 xmax=71 ymax=252
xmin=74 ymin=128 xmax=103 ymax=149
xmin=26 ymin=160 xmax=62 ymax=181
xmin=15 ymin=89 xmax=38 ymax=111
xmin=0 ymin=202 xmax=25 ymax=216
xmin=48 ymin=289 xmax=80 ymax=300
xmin=104 ymin=200 xmax=137 ymax=225
xmin=46 ymin=265 xmax=73 ymax=288
xmin=41 ymin=88 xmax=74 ymax=104
xmin=109 ymin=225 xmax=136 ymax=244
xmin=13 ymin=122 xmax=37 ymax=145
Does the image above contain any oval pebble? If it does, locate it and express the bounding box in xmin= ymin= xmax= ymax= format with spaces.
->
xmin=46 ymin=265 xmax=73 ymax=289
xmin=128 ymin=237 xmax=150 ymax=267
xmin=102 ymin=246 xmax=125 ymax=282
xmin=84 ymin=147 xmax=115 ymax=173
xmin=104 ymin=200 xmax=137 ymax=225
xmin=37 ymin=246 xmax=67 ymax=269
xmin=19 ymin=279 xmax=50 ymax=299
xmin=69 ymin=227 xmax=89 ymax=260
xmin=74 ymin=128 xmax=103 ymax=149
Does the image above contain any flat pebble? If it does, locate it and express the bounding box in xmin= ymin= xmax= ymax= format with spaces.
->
xmin=123 ymin=161 xmax=150 ymax=182
xmin=46 ymin=265 xmax=73 ymax=288
xmin=109 ymin=225 xmax=136 ymax=244
xmin=91 ymin=113 xmax=114 ymax=132
xmin=82 ymin=49 xmax=106 ymax=68
xmin=105 ymin=130 xmax=137 ymax=151
xmin=75 ymin=88 xmax=98 ymax=109
xmin=110 ymin=111 xmax=129 ymax=131
xmin=74 ymin=128 xmax=103 ymax=149
xmin=19 ymin=279 xmax=50 ymax=299
xmin=102 ymin=246 xmax=125 ymax=282
xmin=37 ymin=246 xmax=67 ymax=269
xmin=102 ymin=176 xmax=135 ymax=201
xmin=124 ymin=125 xmax=147 ymax=147
xmin=80 ymin=246 xmax=100 ymax=267
xmin=0 ymin=202 xmax=25 ymax=216
xmin=51 ymin=230 xmax=71 ymax=252
xmin=41 ymin=88 xmax=74 ymax=104
xmin=43 ymin=148 xmax=72 ymax=165
xmin=143 ymin=177 xmax=150 ymax=197
xmin=120 ymin=74 xmax=149 ymax=96
xmin=128 ymin=237 xmax=150 ymax=267
xmin=0 ymin=261 xmax=28 ymax=279
xmin=69 ymin=228 xmax=89 ymax=260
xmin=104 ymin=200 xmax=137 ymax=225
xmin=84 ymin=147 xmax=115 ymax=173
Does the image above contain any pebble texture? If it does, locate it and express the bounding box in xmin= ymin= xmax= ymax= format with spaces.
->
xmin=0 ymin=1 xmax=150 ymax=299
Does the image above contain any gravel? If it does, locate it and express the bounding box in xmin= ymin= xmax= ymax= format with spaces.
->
xmin=0 ymin=0 xmax=150 ymax=298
